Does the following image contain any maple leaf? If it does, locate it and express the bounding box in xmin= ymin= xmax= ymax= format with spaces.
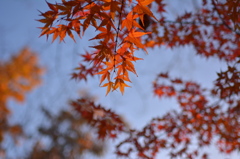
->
xmin=89 ymin=27 xmax=114 ymax=42
xmin=129 ymin=29 xmax=151 ymax=38
xmin=123 ymin=59 xmax=137 ymax=75
xmin=102 ymin=81 xmax=114 ymax=95
xmin=96 ymin=70 xmax=111 ymax=85
xmin=69 ymin=20 xmax=81 ymax=37
xmin=133 ymin=0 xmax=157 ymax=21
xmin=46 ymin=1 xmax=58 ymax=12
xmin=114 ymin=79 xmax=130 ymax=95
xmin=103 ymin=0 xmax=121 ymax=20
xmin=81 ymin=52 xmax=93 ymax=62
xmin=121 ymin=11 xmax=143 ymax=31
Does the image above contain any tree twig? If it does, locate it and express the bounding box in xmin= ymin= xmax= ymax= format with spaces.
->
xmin=211 ymin=0 xmax=240 ymax=36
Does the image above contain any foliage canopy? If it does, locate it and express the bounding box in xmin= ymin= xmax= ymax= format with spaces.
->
xmin=0 ymin=47 xmax=44 ymax=156
xmin=37 ymin=0 xmax=240 ymax=158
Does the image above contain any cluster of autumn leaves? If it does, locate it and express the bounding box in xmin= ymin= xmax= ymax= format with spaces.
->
xmin=0 ymin=48 xmax=106 ymax=158
xmin=38 ymin=0 xmax=159 ymax=95
xmin=70 ymin=67 xmax=239 ymax=158
xmin=27 ymin=107 xmax=105 ymax=159
xmin=0 ymin=48 xmax=43 ymax=144
xmin=38 ymin=0 xmax=240 ymax=96
xmin=1 ymin=0 xmax=239 ymax=158
xmin=36 ymin=0 xmax=240 ymax=158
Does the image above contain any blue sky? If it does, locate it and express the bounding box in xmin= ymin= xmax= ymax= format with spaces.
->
xmin=0 ymin=0 xmax=238 ymax=158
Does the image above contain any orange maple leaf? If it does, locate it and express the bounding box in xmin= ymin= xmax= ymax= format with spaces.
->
xmin=114 ymin=79 xmax=130 ymax=95
xmin=102 ymin=81 xmax=114 ymax=96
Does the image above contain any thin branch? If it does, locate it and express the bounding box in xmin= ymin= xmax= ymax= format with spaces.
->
xmin=113 ymin=0 xmax=125 ymax=72
xmin=211 ymin=0 xmax=240 ymax=36
xmin=160 ymin=20 xmax=224 ymax=26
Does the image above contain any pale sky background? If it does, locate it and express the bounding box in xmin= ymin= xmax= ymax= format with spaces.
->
xmin=0 ymin=0 xmax=239 ymax=158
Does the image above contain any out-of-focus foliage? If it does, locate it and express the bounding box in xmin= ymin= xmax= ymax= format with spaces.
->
xmin=26 ymin=107 xmax=105 ymax=159
xmin=0 ymin=47 xmax=43 ymax=108
xmin=0 ymin=47 xmax=44 ymax=157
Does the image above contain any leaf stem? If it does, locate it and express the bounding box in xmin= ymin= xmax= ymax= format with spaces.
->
xmin=114 ymin=0 xmax=125 ymax=73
